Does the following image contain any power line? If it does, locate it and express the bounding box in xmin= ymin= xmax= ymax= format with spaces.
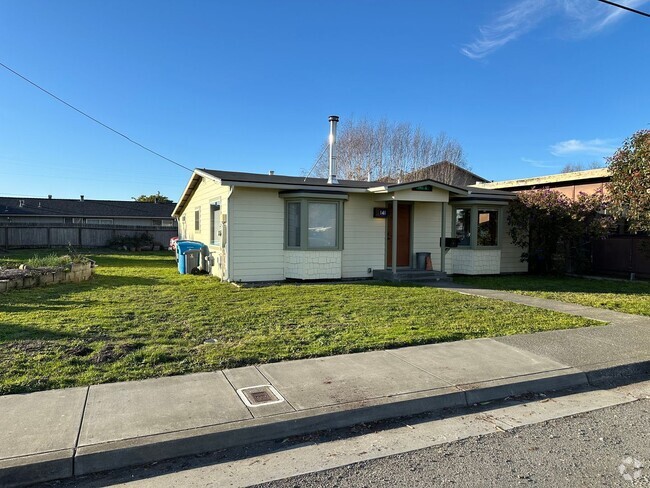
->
xmin=597 ymin=0 xmax=650 ymax=17
xmin=0 ymin=61 xmax=194 ymax=173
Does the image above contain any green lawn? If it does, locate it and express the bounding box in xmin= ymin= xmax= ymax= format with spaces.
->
xmin=454 ymin=275 xmax=650 ymax=317
xmin=1 ymin=250 xmax=599 ymax=395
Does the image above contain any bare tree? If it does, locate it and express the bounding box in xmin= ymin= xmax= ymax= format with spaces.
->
xmin=560 ymin=162 xmax=605 ymax=173
xmin=310 ymin=117 xmax=468 ymax=183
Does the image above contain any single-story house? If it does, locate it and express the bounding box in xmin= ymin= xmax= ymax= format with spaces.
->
xmin=0 ymin=195 xmax=178 ymax=249
xmin=0 ymin=195 xmax=177 ymax=227
xmin=172 ymin=169 xmax=527 ymax=282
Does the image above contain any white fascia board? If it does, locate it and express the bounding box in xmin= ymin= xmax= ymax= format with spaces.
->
xmin=219 ymin=180 xmax=369 ymax=193
xmin=172 ymin=170 xmax=222 ymax=217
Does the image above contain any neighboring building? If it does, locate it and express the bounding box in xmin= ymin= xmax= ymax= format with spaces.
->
xmin=0 ymin=195 xmax=178 ymax=249
xmin=473 ymin=168 xmax=610 ymax=200
xmin=404 ymin=161 xmax=489 ymax=187
xmin=172 ymin=169 xmax=526 ymax=282
xmin=0 ymin=195 xmax=177 ymax=227
xmin=473 ymin=167 xmax=649 ymax=278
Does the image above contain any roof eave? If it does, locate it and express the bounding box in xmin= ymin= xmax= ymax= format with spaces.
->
xmin=369 ymin=179 xmax=469 ymax=196
xmin=219 ymin=180 xmax=370 ymax=192
xmin=172 ymin=170 xmax=221 ymax=218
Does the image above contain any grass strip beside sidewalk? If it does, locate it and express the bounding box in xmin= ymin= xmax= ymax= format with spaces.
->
xmin=454 ymin=275 xmax=650 ymax=317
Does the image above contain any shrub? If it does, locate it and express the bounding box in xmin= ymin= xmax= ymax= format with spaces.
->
xmin=508 ymin=189 xmax=614 ymax=274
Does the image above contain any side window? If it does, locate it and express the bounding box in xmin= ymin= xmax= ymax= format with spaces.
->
xmin=477 ymin=209 xmax=499 ymax=246
xmin=454 ymin=208 xmax=472 ymax=246
xmin=210 ymin=202 xmax=221 ymax=246
xmin=286 ymin=201 xmax=301 ymax=248
xmin=194 ymin=207 xmax=201 ymax=232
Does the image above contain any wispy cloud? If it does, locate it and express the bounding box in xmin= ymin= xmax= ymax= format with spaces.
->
xmin=462 ymin=0 xmax=649 ymax=60
xmin=521 ymin=157 xmax=562 ymax=169
xmin=549 ymin=138 xmax=617 ymax=156
xmin=562 ymin=0 xmax=649 ymax=34
xmin=461 ymin=0 xmax=550 ymax=60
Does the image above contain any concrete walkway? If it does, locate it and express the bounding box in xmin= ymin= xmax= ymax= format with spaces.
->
xmin=1 ymin=288 xmax=649 ymax=487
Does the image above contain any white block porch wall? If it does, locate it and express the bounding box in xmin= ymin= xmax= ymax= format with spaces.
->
xmin=449 ymin=249 xmax=501 ymax=275
xmin=285 ymin=251 xmax=342 ymax=280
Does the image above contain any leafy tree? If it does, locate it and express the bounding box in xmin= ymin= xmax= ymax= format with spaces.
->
xmin=311 ymin=117 xmax=468 ymax=183
xmin=608 ymin=129 xmax=650 ymax=233
xmin=508 ymin=189 xmax=614 ymax=274
xmin=133 ymin=191 xmax=172 ymax=203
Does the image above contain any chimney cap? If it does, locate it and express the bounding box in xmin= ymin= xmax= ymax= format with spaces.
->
xmin=269 ymin=170 xmax=275 ymax=175
xmin=328 ymin=115 xmax=339 ymax=122
xmin=48 ymin=195 xmax=52 ymax=199
xmin=80 ymin=195 xmax=84 ymax=201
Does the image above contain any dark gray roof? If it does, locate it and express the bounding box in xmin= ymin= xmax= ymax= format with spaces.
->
xmin=199 ymin=169 xmax=383 ymax=189
xmin=0 ymin=197 xmax=176 ymax=218
xmin=404 ymin=162 xmax=489 ymax=187
xmin=198 ymin=168 xmax=512 ymax=197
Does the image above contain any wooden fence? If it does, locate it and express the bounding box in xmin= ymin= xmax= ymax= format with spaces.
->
xmin=0 ymin=223 xmax=177 ymax=250
xmin=592 ymin=235 xmax=650 ymax=279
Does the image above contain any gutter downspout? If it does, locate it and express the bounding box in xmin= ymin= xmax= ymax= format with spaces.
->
xmin=391 ymin=198 xmax=398 ymax=275
xmin=226 ymin=186 xmax=234 ymax=282
xmin=440 ymin=202 xmax=446 ymax=273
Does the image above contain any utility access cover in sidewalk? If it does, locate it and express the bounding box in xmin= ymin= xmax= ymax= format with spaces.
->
xmin=237 ymin=385 xmax=285 ymax=407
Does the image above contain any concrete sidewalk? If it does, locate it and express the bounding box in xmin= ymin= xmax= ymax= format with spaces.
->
xmin=1 ymin=290 xmax=649 ymax=487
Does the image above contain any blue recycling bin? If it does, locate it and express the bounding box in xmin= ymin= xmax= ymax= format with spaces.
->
xmin=176 ymin=240 xmax=204 ymax=274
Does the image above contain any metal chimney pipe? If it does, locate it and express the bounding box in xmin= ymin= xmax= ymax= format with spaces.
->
xmin=327 ymin=115 xmax=339 ymax=185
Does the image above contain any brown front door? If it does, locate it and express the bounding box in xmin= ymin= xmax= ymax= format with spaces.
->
xmin=387 ymin=204 xmax=411 ymax=267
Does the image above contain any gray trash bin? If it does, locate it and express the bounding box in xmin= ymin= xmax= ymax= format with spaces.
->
xmin=416 ymin=252 xmax=431 ymax=270
xmin=185 ymin=249 xmax=201 ymax=274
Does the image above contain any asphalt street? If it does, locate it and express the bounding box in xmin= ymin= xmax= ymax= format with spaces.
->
xmin=258 ymin=399 xmax=650 ymax=488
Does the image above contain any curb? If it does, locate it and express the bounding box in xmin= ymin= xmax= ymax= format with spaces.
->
xmin=1 ymin=367 xmax=590 ymax=487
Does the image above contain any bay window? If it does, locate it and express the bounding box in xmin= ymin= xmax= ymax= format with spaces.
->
xmin=452 ymin=206 xmax=501 ymax=248
xmin=285 ymin=199 xmax=343 ymax=250
xmin=477 ymin=209 xmax=499 ymax=246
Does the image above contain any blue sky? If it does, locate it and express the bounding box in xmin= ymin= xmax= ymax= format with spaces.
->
xmin=1 ymin=0 xmax=648 ymax=201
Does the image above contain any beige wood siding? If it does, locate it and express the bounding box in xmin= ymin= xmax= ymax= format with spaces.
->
xmin=411 ymin=202 xmax=443 ymax=270
xmin=500 ymin=210 xmax=529 ymax=273
xmin=179 ymin=177 xmax=231 ymax=279
xmin=230 ymin=187 xmax=285 ymax=282
xmin=341 ymin=194 xmax=385 ymax=278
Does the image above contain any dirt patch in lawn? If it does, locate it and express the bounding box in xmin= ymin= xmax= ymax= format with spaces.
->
xmin=91 ymin=342 xmax=141 ymax=364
